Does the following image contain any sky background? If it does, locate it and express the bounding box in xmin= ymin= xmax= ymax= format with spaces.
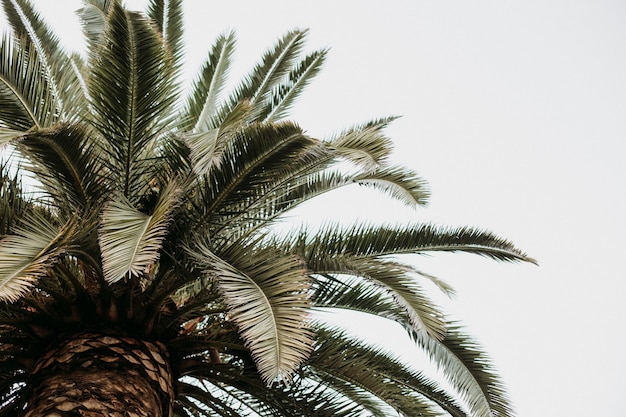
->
xmin=4 ymin=1 xmax=626 ymax=416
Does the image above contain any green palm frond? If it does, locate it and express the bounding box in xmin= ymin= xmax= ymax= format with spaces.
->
xmin=355 ymin=165 xmax=430 ymax=208
xmin=186 ymin=365 xmax=370 ymax=417
xmin=16 ymin=123 xmax=104 ymax=211
xmin=0 ymin=34 xmax=57 ymax=130
xmin=188 ymin=239 xmax=313 ymax=384
xmin=262 ymin=49 xmax=328 ymax=122
xmin=329 ymin=117 xmax=398 ymax=171
xmin=306 ymin=254 xmax=446 ymax=339
xmin=200 ymin=121 xmax=313 ymax=222
xmin=312 ymin=274 xmax=411 ymax=320
xmin=225 ymin=30 xmax=308 ymax=118
xmin=146 ymin=0 xmax=184 ymax=68
xmin=1 ymin=0 xmax=66 ymax=116
xmin=185 ymin=31 xmax=237 ymax=133
xmin=0 ymin=127 xmax=24 ymax=145
xmin=185 ymin=101 xmax=251 ymax=177
xmin=416 ymin=324 xmax=514 ymax=417
xmin=77 ymin=0 xmax=113 ymax=52
xmin=0 ymin=214 xmax=71 ymax=302
xmin=98 ymin=180 xmax=180 ymax=283
xmin=0 ymin=2 xmax=527 ymax=415
xmin=297 ymin=222 xmax=534 ymax=263
xmin=310 ymin=327 xmax=464 ymax=417
xmin=87 ymin=1 xmax=177 ymax=200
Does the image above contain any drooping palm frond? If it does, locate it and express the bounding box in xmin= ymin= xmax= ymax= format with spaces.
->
xmin=354 ymin=165 xmax=430 ymax=208
xmin=0 ymin=34 xmax=56 ymax=130
xmin=99 ymin=180 xmax=180 ymax=283
xmin=307 ymin=256 xmax=447 ymax=339
xmin=77 ymin=0 xmax=113 ymax=52
xmin=1 ymin=0 xmax=67 ymax=115
xmin=329 ymin=117 xmax=398 ymax=171
xmin=296 ymin=221 xmax=534 ymax=264
xmin=16 ymin=123 xmax=104 ymax=212
xmin=415 ymin=324 xmax=514 ymax=417
xmin=309 ymin=327 xmax=468 ymax=417
xmin=0 ymin=214 xmax=72 ymax=302
xmin=188 ymin=238 xmax=313 ymax=384
xmin=197 ymin=121 xmax=314 ymax=224
xmin=185 ymin=101 xmax=252 ymax=177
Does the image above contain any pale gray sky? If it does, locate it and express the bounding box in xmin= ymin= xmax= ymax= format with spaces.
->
xmin=4 ymin=1 xmax=626 ymax=416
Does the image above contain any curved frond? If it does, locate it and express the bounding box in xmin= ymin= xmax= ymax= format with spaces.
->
xmin=1 ymin=0 xmax=66 ymax=116
xmin=309 ymin=327 xmax=467 ymax=417
xmin=77 ymin=0 xmax=113 ymax=52
xmin=328 ymin=117 xmax=398 ymax=171
xmin=98 ymin=181 xmax=180 ymax=283
xmin=0 ymin=215 xmax=70 ymax=301
xmin=200 ymin=121 xmax=312 ymax=222
xmin=355 ymin=165 xmax=430 ymax=208
xmin=416 ymin=324 xmax=514 ymax=417
xmin=185 ymin=101 xmax=251 ymax=177
xmin=306 ymin=255 xmax=446 ymax=339
xmin=296 ymin=222 xmax=534 ymax=263
xmin=0 ymin=34 xmax=56 ymax=129
xmin=188 ymin=239 xmax=313 ymax=384
xmin=17 ymin=123 xmax=105 ymax=211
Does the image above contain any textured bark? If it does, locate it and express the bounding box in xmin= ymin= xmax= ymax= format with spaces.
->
xmin=21 ymin=333 xmax=174 ymax=417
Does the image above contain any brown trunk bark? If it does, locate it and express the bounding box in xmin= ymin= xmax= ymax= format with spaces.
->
xmin=21 ymin=332 xmax=174 ymax=417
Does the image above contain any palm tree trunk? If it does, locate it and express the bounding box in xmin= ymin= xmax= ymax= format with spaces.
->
xmin=21 ymin=332 xmax=174 ymax=417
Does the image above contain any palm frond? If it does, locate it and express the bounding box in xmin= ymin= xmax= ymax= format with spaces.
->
xmin=185 ymin=101 xmax=251 ymax=177
xmin=328 ymin=117 xmax=398 ymax=171
xmin=146 ymin=0 xmax=184 ymax=68
xmin=309 ymin=327 xmax=464 ymax=417
xmin=0 ymin=34 xmax=57 ymax=129
xmin=98 ymin=180 xmax=180 ymax=283
xmin=306 ymin=255 xmax=446 ymax=339
xmin=296 ymin=222 xmax=534 ymax=263
xmin=185 ymin=31 xmax=237 ymax=133
xmin=0 ymin=128 xmax=24 ymax=145
xmin=87 ymin=2 xmax=177 ymax=200
xmin=200 ymin=121 xmax=311 ymax=221
xmin=16 ymin=123 xmax=105 ymax=211
xmin=0 ymin=214 xmax=71 ymax=302
xmin=416 ymin=324 xmax=514 ymax=417
xmin=77 ymin=0 xmax=113 ymax=52
xmin=262 ymin=49 xmax=328 ymax=122
xmin=188 ymin=239 xmax=313 ymax=384
xmin=312 ymin=274 xmax=412 ymax=322
xmin=225 ymin=30 xmax=308 ymax=118
xmin=1 ymin=0 xmax=66 ymax=116
xmin=355 ymin=165 xmax=430 ymax=208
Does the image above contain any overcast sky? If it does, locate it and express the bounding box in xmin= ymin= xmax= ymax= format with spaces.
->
xmin=4 ymin=1 xmax=626 ymax=416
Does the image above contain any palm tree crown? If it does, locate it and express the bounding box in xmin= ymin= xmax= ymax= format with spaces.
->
xmin=0 ymin=0 xmax=533 ymax=416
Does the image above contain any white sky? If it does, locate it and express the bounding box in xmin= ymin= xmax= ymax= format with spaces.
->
xmin=4 ymin=1 xmax=626 ymax=416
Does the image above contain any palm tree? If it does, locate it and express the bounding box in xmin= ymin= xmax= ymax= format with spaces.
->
xmin=0 ymin=0 xmax=534 ymax=416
